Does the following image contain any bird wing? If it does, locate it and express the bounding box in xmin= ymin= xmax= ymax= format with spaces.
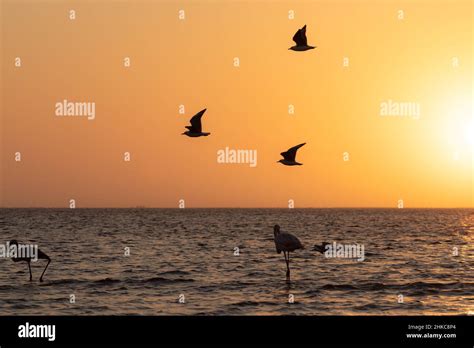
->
xmin=292 ymin=25 xmax=308 ymax=46
xmin=281 ymin=143 xmax=306 ymax=161
xmin=188 ymin=108 xmax=206 ymax=133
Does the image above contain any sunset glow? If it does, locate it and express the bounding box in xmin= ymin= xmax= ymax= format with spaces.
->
xmin=1 ymin=0 xmax=472 ymax=208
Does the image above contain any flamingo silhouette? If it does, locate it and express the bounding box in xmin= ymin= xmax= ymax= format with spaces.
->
xmin=273 ymin=225 xmax=304 ymax=279
xmin=313 ymin=242 xmax=330 ymax=254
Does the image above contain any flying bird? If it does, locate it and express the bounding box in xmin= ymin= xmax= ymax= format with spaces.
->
xmin=278 ymin=143 xmax=306 ymax=166
xmin=182 ymin=108 xmax=210 ymax=137
xmin=273 ymin=225 xmax=304 ymax=279
xmin=289 ymin=25 xmax=316 ymax=51
xmin=9 ymin=240 xmax=51 ymax=282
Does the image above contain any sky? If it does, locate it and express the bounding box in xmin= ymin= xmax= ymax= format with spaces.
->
xmin=1 ymin=0 xmax=472 ymax=208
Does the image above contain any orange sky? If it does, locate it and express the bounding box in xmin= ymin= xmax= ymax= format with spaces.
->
xmin=1 ymin=0 xmax=472 ymax=208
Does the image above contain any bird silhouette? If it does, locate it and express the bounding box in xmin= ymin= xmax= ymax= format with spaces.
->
xmin=289 ymin=25 xmax=316 ymax=51
xmin=182 ymin=108 xmax=210 ymax=137
xmin=9 ymin=240 xmax=51 ymax=282
xmin=273 ymin=225 xmax=304 ymax=279
xmin=278 ymin=143 xmax=306 ymax=166
xmin=313 ymin=242 xmax=330 ymax=254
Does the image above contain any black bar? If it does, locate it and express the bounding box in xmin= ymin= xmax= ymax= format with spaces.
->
xmin=0 ymin=316 xmax=472 ymax=346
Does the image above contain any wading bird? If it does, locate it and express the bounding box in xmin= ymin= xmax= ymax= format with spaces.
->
xmin=273 ymin=225 xmax=304 ymax=279
xmin=278 ymin=143 xmax=306 ymax=166
xmin=182 ymin=108 xmax=210 ymax=137
xmin=289 ymin=25 xmax=316 ymax=51
xmin=313 ymin=242 xmax=330 ymax=254
xmin=10 ymin=240 xmax=51 ymax=282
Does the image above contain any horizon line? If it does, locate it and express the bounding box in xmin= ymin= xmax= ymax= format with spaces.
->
xmin=0 ymin=206 xmax=473 ymax=209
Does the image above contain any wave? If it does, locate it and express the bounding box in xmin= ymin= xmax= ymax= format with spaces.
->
xmin=157 ymin=270 xmax=191 ymax=276
xmin=139 ymin=276 xmax=195 ymax=284
xmin=38 ymin=275 xmax=195 ymax=287
xmin=318 ymin=281 xmax=474 ymax=292
xmin=225 ymin=300 xmax=276 ymax=308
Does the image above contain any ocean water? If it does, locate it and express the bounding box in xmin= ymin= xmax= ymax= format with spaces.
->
xmin=0 ymin=208 xmax=472 ymax=315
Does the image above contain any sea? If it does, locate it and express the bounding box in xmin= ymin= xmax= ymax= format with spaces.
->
xmin=0 ymin=208 xmax=472 ymax=315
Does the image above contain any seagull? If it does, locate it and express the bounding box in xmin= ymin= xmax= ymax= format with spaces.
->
xmin=9 ymin=240 xmax=51 ymax=282
xmin=182 ymin=108 xmax=210 ymax=137
xmin=278 ymin=143 xmax=306 ymax=166
xmin=289 ymin=25 xmax=316 ymax=51
xmin=313 ymin=242 xmax=330 ymax=254
xmin=273 ymin=225 xmax=304 ymax=279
